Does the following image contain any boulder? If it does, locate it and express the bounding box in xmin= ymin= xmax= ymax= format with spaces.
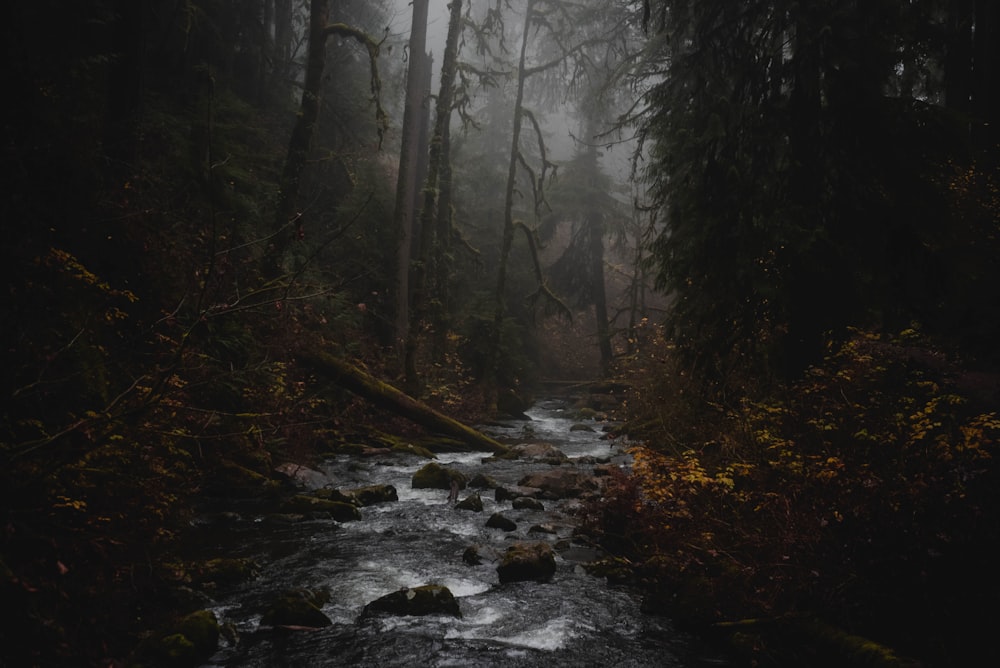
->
xmin=455 ymin=493 xmax=484 ymax=512
xmin=486 ymin=513 xmax=517 ymax=531
xmin=517 ymin=469 xmax=599 ymax=499
xmin=497 ymin=542 xmax=557 ymax=583
xmin=463 ymin=545 xmax=483 ymax=565
xmin=468 ymin=472 xmax=499 ymax=489
xmin=411 ymin=462 xmax=467 ymax=490
xmin=509 ymin=442 xmax=569 ymax=463
xmin=359 ymin=584 xmax=462 ymax=620
xmin=569 ymin=423 xmax=595 ymax=432
xmin=260 ymin=589 xmax=332 ymax=629
xmin=191 ymin=557 xmax=259 ymax=589
xmin=280 ymin=494 xmax=361 ymax=521
xmin=512 ymin=496 xmax=545 ymax=511
xmin=175 ymin=610 xmax=220 ymax=657
xmin=497 ymin=388 xmax=533 ymax=418
xmin=136 ymin=609 xmax=220 ymax=666
xmin=347 ymin=484 xmax=398 ymax=506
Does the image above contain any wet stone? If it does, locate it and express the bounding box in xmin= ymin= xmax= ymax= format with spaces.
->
xmin=486 ymin=512 xmax=517 ymax=531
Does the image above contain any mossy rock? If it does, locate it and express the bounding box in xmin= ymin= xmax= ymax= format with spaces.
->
xmin=512 ymin=496 xmax=544 ymax=511
xmin=280 ymin=494 xmax=361 ymax=521
xmin=359 ymin=584 xmax=462 ymax=620
xmin=411 ymin=462 xmax=467 ymax=490
xmin=260 ymin=589 xmax=333 ymax=629
xmin=468 ymin=473 xmax=499 ymax=489
xmin=347 ymin=484 xmax=399 ymax=506
xmin=497 ymin=542 xmax=557 ymax=583
xmin=135 ymin=610 xmax=219 ymax=667
xmin=455 ymin=493 xmax=483 ymax=512
xmin=176 ymin=610 xmax=220 ymax=657
xmin=191 ymin=557 xmax=258 ymax=588
xmin=332 ymin=442 xmax=369 ymax=456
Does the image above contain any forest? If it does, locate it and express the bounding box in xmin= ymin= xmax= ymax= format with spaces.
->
xmin=2 ymin=0 xmax=998 ymax=666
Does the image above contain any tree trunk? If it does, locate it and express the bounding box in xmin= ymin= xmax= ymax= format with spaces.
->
xmin=431 ymin=117 xmax=454 ymax=364
xmin=403 ymin=0 xmax=464 ymax=394
xmin=271 ymin=0 xmax=293 ymax=97
xmin=588 ymin=211 xmax=613 ymax=376
xmin=393 ymin=0 xmax=430 ymax=359
xmin=267 ymin=0 xmax=330 ymax=279
xmin=487 ymin=0 xmax=535 ymax=399
xmin=299 ymin=351 xmax=508 ymax=454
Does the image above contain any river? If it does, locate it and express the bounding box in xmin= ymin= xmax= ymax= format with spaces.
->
xmin=188 ymin=396 xmax=735 ymax=667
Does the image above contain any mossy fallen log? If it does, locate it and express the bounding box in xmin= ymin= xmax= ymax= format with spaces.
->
xmin=300 ymin=352 xmax=508 ymax=455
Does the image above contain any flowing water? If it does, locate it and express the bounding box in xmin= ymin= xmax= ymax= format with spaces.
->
xmin=190 ymin=397 xmax=734 ymax=667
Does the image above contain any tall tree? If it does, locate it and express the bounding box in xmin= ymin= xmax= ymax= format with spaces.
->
xmin=635 ymin=0 xmax=994 ymax=385
xmin=267 ymin=0 xmax=386 ymax=280
xmin=392 ymin=0 xmax=431 ymax=359
xmin=403 ymin=0 xmax=465 ymax=394
xmin=486 ymin=0 xmax=583 ymax=396
xmin=544 ymin=117 xmax=619 ymax=376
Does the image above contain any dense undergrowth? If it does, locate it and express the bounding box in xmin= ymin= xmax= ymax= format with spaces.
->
xmin=592 ymin=323 xmax=1000 ymax=667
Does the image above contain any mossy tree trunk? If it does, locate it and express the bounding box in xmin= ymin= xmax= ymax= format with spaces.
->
xmin=403 ymin=0 xmax=464 ymax=395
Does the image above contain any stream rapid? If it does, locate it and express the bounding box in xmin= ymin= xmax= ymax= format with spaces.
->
xmin=189 ymin=397 xmax=733 ymax=667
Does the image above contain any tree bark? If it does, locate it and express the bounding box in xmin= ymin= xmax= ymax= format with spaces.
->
xmin=299 ymin=351 xmax=508 ymax=454
xmin=267 ymin=0 xmax=331 ymax=279
xmin=487 ymin=0 xmax=535 ymax=399
xmin=403 ymin=0 xmax=464 ymax=394
xmin=393 ymin=0 xmax=431 ymax=358
xmin=589 ymin=211 xmax=613 ymax=376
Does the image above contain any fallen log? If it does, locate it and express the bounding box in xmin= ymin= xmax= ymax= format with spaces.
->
xmin=300 ymin=352 xmax=508 ymax=455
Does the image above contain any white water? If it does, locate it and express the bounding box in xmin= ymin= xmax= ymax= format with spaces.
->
xmin=192 ymin=396 xmax=732 ymax=667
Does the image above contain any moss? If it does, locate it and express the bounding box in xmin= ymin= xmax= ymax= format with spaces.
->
xmin=496 ymin=542 xmax=556 ymax=583
xmin=411 ymin=462 xmax=467 ymax=490
xmin=158 ymin=633 xmax=196 ymax=664
xmin=348 ymin=484 xmax=398 ymax=506
xmin=390 ymin=442 xmax=437 ymax=458
xmin=192 ymin=558 xmax=259 ymax=588
xmin=260 ymin=590 xmax=333 ymax=628
xmin=176 ymin=610 xmax=219 ymax=658
xmin=281 ymin=494 xmax=361 ymax=521
xmin=455 ymin=493 xmax=483 ymax=512
xmin=135 ymin=610 xmax=219 ymax=667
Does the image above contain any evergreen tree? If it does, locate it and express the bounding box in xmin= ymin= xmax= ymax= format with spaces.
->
xmin=636 ymin=0 xmax=1000 ymax=386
